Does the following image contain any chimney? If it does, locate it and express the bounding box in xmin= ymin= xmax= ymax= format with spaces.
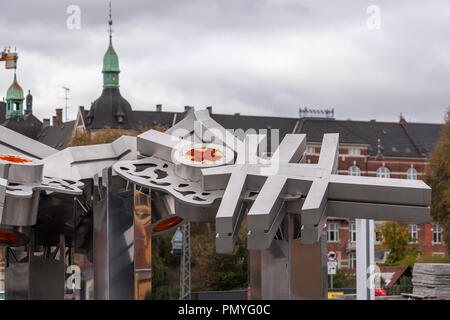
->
xmin=55 ymin=108 xmax=63 ymax=126
xmin=184 ymin=105 xmax=191 ymax=112
xmin=207 ymin=106 xmax=212 ymax=115
xmin=43 ymin=118 xmax=50 ymax=128
xmin=79 ymin=106 xmax=85 ymax=114
xmin=156 ymin=104 xmax=162 ymax=112
xmin=52 ymin=116 xmax=57 ymax=126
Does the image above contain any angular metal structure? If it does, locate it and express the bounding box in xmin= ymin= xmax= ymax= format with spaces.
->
xmin=0 ymin=108 xmax=432 ymax=300
xmin=114 ymin=109 xmax=431 ymax=251
xmin=113 ymin=108 xmax=431 ymax=299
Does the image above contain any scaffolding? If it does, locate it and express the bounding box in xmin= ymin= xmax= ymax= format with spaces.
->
xmin=180 ymin=221 xmax=191 ymax=300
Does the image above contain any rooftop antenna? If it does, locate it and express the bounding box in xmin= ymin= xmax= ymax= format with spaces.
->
xmin=62 ymin=86 xmax=71 ymax=122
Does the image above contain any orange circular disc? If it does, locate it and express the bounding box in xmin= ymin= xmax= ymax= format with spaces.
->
xmin=153 ymin=216 xmax=183 ymax=232
xmin=185 ymin=147 xmax=223 ymax=163
xmin=0 ymin=155 xmax=32 ymax=163
xmin=0 ymin=231 xmax=20 ymax=244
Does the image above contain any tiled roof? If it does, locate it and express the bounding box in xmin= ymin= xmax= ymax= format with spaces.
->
xmin=37 ymin=120 xmax=76 ymax=150
xmin=0 ymin=102 xmax=5 ymax=123
xmin=296 ymin=119 xmax=443 ymax=158
xmin=86 ymin=88 xmax=135 ymax=130
xmin=1 ymin=114 xmax=42 ymax=140
xmin=27 ymin=109 xmax=444 ymax=159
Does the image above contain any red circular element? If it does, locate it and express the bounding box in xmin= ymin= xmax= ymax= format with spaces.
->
xmin=185 ymin=147 xmax=223 ymax=163
xmin=0 ymin=155 xmax=32 ymax=163
xmin=153 ymin=216 xmax=183 ymax=232
xmin=0 ymin=231 xmax=20 ymax=244
xmin=375 ymin=288 xmax=386 ymax=296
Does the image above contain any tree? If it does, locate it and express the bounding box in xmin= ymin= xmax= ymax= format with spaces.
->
xmin=191 ymin=220 xmax=248 ymax=291
xmin=68 ymin=124 xmax=166 ymax=147
xmin=424 ymin=108 xmax=450 ymax=254
xmin=379 ymin=222 xmax=420 ymax=265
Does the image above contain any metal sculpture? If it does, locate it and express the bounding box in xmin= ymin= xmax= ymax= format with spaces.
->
xmin=0 ymin=108 xmax=432 ymax=300
xmin=0 ymin=154 xmax=83 ymax=244
xmin=114 ymin=109 xmax=431 ymax=253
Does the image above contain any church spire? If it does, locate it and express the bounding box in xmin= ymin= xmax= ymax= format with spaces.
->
xmin=6 ymin=71 xmax=24 ymax=118
xmin=102 ymin=1 xmax=120 ymax=88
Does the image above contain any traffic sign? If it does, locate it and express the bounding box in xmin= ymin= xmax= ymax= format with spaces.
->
xmin=328 ymin=261 xmax=337 ymax=275
xmin=327 ymin=250 xmax=337 ymax=262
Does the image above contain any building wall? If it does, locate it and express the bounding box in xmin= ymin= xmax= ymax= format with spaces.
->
xmin=306 ymin=143 xmax=447 ymax=270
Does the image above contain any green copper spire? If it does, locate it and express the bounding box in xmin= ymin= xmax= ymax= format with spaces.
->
xmin=102 ymin=2 xmax=120 ymax=88
xmin=6 ymin=73 xmax=24 ymax=118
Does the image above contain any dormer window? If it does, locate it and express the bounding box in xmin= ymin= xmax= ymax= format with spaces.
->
xmin=377 ymin=166 xmax=390 ymax=178
xmin=407 ymin=167 xmax=417 ymax=180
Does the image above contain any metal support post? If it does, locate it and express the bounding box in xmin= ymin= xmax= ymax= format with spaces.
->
xmin=356 ymin=218 xmax=375 ymax=300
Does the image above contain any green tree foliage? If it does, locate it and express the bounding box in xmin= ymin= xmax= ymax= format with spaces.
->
xmin=424 ymin=108 xmax=450 ymax=254
xmin=328 ymin=270 xmax=356 ymax=288
xmin=151 ymin=229 xmax=180 ymax=300
xmin=389 ymin=275 xmax=413 ymax=295
xmin=191 ymin=221 xmax=248 ymax=292
xmin=379 ymin=222 xmax=420 ymax=265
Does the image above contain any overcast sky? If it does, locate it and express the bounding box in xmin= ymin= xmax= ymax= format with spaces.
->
xmin=0 ymin=0 xmax=449 ymax=123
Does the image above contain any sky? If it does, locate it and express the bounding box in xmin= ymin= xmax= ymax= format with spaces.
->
xmin=0 ymin=0 xmax=449 ymax=123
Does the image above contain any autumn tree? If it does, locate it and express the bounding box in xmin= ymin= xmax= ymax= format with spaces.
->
xmin=379 ymin=222 xmax=420 ymax=265
xmin=68 ymin=124 xmax=166 ymax=147
xmin=69 ymin=127 xmax=140 ymax=146
xmin=424 ymin=108 xmax=450 ymax=254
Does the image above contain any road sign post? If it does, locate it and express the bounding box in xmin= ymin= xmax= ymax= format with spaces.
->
xmin=327 ymin=250 xmax=337 ymax=290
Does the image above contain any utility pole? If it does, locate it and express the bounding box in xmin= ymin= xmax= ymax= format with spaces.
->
xmin=180 ymin=221 xmax=191 ymax=300
xmin=62 ymin=86 xmax=71 ymax=122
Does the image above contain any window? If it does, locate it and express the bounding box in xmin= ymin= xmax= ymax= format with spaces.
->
xmin=327 ymin=222 xmax=339 ymax=242
xmin=407 ymin=167 xmax=417 ymax=180
xmin=348 ymin=165 xmax=361 ymax=176
xmin=377 ymin=166 xmax=390 ymax=178
xmin=350 ymin=223 xmax=356 ymax=242
xmin=409 ymin=224 xmax=418 ymax=243
xmin=349 ymin=252 xmax=357 ymax=269
xmin=433 ymin=224 xmax=442 ymax=244
xmin=306 ymin=146 xmax=315 ymax=154
xmin=348 ymin=148 xmax=361 ymax=156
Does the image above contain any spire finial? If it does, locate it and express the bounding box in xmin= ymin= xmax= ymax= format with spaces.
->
xmin=108 ymin=1 xmax=113 ymax=40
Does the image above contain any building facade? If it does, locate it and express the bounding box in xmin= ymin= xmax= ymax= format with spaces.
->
xmin=302 ymin=129 xmax=448 ymax=270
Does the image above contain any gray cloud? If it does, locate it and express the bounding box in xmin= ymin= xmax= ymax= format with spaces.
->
xmin=0 ymin=0 xmax=448 ymax=123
